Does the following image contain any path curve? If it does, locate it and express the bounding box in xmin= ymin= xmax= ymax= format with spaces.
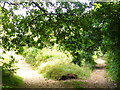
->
xmin=15 ymin=56 xmax=115 ymax=88
xmin=0 ymin=48 xmax=116 ymax=88
xmin=15 ymin=56 xmax=67 ymax=88
xmin=83 ymin=57 xmax=115 ymax=88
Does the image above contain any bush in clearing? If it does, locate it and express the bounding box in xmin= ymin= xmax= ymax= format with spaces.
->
xmin=24 ymin=46 xmax=73 ymax=67
xmin=37 ymin=60 xmax=91 ymax=80
xmin=23 ymin=46 xmax=92 ymax=80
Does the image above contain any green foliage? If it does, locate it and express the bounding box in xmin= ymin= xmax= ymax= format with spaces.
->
xmin=0 ymin=2 xmax=98 ymax=66
xmin=1 ymin=1 xmax=120 ymax=87
xmin=24 ymin=47 xmax=39 ymax=66
xmin=103 ymin=51 xmax=120 ymax=84
xmin=22 ymin=46 xmax=31 ymax=56
xmin=93 ymin=2 xmax=120 ymax=86
xmin=0 ymin=54 xmax=17 ymax=77
xmin=0 ymin=51 xmax=24 ymax=88
xmin=24 ymin=46 xmax=91 ymax=80
xmin=2 ymin=74 xmax=24 ymax=88
xmin=38 ymin=61 xmax=91 ymax=80
xmin=35 ymin=46 xmax=73 ymax=63
xmin=24 ymin=45 xmax=73 ymax=67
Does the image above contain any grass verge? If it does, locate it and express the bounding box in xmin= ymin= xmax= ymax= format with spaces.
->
xmin=2 ymin=74 xmax=24 ymax=88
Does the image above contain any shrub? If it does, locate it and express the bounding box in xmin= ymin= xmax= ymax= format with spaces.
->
xmin=22 ymin=46 xmax=30 ymax=57
xmin=23 ymin=46 xmax=92 ymax=80
xmin=38 ymin=60 xmax=91 ymax=80
xmin=35 ymin=47 xmax=72 ymax=64
xmin=25 ymin=47 xmax=39 ymax=66
xmin=0 ymin=54 xmax=17 ymax=77
xmin=103 ymin=51 xmax=120 ymax=84
xmin=24 ymin=46 xmax=73 ymax=67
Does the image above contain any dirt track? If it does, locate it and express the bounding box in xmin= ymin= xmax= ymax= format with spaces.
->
xmin=1 ymin=48 xmax=114 ymax=88
xmin=83 ymin=57 xmax=115 ymax=88
xmin=15 ymin=56 xmax=67 ymax=88
xmin=14 ymin=55 xmax=115 ymax=88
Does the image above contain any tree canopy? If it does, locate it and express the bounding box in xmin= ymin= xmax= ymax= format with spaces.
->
xmin=0 ymin=1 xmax=101 ymax=65
xmin=0 ymin=1 xmax=120 ymax=85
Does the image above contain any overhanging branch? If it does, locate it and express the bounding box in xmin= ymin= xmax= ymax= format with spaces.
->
xmin=32 ymin=2 xmax=47 ymax=15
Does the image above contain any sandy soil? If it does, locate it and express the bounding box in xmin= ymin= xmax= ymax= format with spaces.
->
xmin=83 ymin=69 xmax=114 ymax=88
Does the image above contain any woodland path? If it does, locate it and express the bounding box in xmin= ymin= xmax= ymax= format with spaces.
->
xmin=15 ymin=55 xmax=115 ymax=88
xmin=15 ymin=55 xmax=67 ymax=88
xmin=0 ymin=49 xmax=66 ymax=88
xmin=1 ymin=49 xmax=116 ymax=88
xmin=82 ymin=57 xmax=115 ymax=88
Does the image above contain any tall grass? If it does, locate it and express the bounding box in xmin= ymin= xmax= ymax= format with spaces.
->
xmin=38 ymin=60 xmax=91 ymax=80
xmin=23 ymin=45 xmax=92 ymax=80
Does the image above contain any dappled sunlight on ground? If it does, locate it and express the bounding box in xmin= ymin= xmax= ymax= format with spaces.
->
xmin=16 ymin=62 xmax=43 ymax=79
xmin=16 ymin=59 xmax=44 ymax=80
xmin=15 ymin=56 xmax=115 ymax=88
xmin=0 ymin=48 xmax=69 ymax=88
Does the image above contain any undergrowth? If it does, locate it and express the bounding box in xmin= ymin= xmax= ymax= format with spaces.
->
xmin=23 ymin=45 xmax=92 ymax=80
xmin=38 ymin=60 xmax=91 ymax=80
xmin=2 ymin=74 xmax=24 ymax=88
xmin=0 ymin=50 xmax=24 ymax=88
xmin=103 ymin=51 xmax=120 ymax=86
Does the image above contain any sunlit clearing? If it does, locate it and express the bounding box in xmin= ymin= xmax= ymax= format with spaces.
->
xmin=16 ymin=59 xmax=43 ymax=79
xmin=16 ymin=69 xmax=42 ymax=78
xmin=95 ymin=58 xmax=106 ymax=64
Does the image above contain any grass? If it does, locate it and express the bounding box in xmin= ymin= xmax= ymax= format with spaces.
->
xmin=38 ymin=60 xmax=91 ymax=80
xmin=103 ymin=52 xmax=120 ymax=84
xmin=64 ymin=80 xmax=88 ymax=88
xmin=2 ymin=74 xmax=24 ymax=88
xmin=23 ymin=46 xmax=92 ymax=80
xmin=0 ymin=49 xmax=24 ymax=88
